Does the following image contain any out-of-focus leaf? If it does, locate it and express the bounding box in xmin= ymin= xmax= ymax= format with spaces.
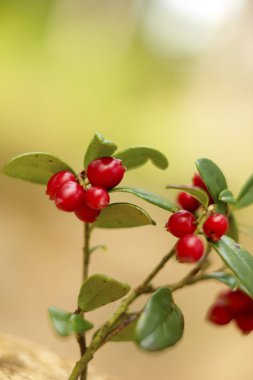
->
xmin=114 ymin=146 xmax=168 ymax=170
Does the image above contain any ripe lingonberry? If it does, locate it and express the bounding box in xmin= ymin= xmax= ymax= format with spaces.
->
xmin=177 ymin=192 xmax=199 ymax=212
xmin=55 ymin=181 xmax=85 ymax=212
xmin=75 ymin=202 xmax=101 ymax=223
xmin=165 ymin=210 xmax=196 ymax=238
xmin=86 ymin=187 xmax=110 ymax=210
xmin=46 ymin=170 xmax=76 ymax=200
xmin=87 ymin=157 xmax=126 ymax=189
xmin=234 ymin=310 xmax=253 ymax=333
xmin=176 ymin=235 xmax=204 ymax=263
xmin=203 ymin=213 xmax=229 ymax=242
xmin=226 ymin=290 xmax=253 ymax=313
xmin=207 ymin=303 xmax=233 ymax=325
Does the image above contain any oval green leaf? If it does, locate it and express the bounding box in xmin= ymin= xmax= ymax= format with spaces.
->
xmin=48 ymin=307 xmax=93 ymax=337
xmin=235 ymin=173 xmax=253 ymax=209
xmin=212 ymin=236 xmax=253 ymax=298
xmin=219 ymin=189 xmax=235 ymax=204
xmin=84 ymin=132 xmax=118 ymax=168
xmin=166 ymin=184 xmax=209 ymax=209
xmin=111 ymin=187 xmax=178 ymax=212
xmin=226 ymin=213 xmax=239 ymax=241
xmin=78 ymin=274 xmax=130 ymax=312
xmin=2 ymin=152 xmax=74 ymax=185
xmin=114 ymin=146 xmax=168 ymax=170
xmin=95 ymin=202 xmax=156 ymax=228
xmin=195 ymin=158 xmax=227 ymax=214
xmin=135 ymin=288 xmax=184 ymax=351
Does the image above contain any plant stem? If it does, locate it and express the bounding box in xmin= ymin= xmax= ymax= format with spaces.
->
xmin=68 ymin=245 xmax=176 ymax=380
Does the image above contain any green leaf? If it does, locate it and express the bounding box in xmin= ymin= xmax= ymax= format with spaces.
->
xmin=114 ymin=146 xmax=168 ymax=170
xmin=135 ymin=288 xmax=184 ymax=351
xmin=219 ymin=189 xmax=235 ymax=204
xmin=109 ymin=314 xmax=138 ymax=342
xmin=95 ymin=202 xmax=156 ymax=228
xmin=235 ymin=174 xmax=253 ymax=209
xmin=89 ymin=245 xmax=107 ymax=255
xmin=201 ymin=272 xmax=239 ymax=289
xmin=78 ymin=274 xmax=130 ymax=312
xmin=195 ymin=158 xmax=227 ymax=214
xmin=166 ymin=184 xmax=209 ymax=209
xmin=111 ymin=187 xmax=178 ymax=212
xmin=48 ymin=307 xmax=93 ymax=337
xmin=84 ymin=132 xmax=117 ymax=168
xmin=212 ymin=236 xmax=253 ymax=298
xmin=2 ymin=153 xmax=75 ymax=185
xmin=226 ymin=213 xmax=239 ymax=241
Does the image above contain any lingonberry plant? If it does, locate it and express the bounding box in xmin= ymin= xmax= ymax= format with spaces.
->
xmin=2 ymin=132 xmax=253 ymax=380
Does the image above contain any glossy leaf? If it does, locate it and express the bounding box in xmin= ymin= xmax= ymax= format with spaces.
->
xmin=226 ymin=213 xmax=239 ymax=241
xmin=112 ymin=187 xmax=178 ymax=212
xmin=212 ymin=236 xmax=253 ymax=298
xmin=166 ymin=184 xmax=209 ymax=208
xmin=84 ymin=132 xmax=117 ymax=168
xmin=78 ymin=274 xmax=130 ymax=312
xmin=235 ymin=174 xmax=253 ymax=209
xmin=195 ymin=158 xmax=227 ymax=214
xmin=219 ymin=189 xmax=235 ymax=204
xmin=95 ymin=202 xmax=156 ymax=228
xmin=135 ymin=288 xmax=184 ymax=351
xmin=2 ymin=153 xmax=74 ymax=184
xmin=109 ymin=314 xmax=138 ymax=342
xmin=48 ymin=307 xmax=93 ymax=337
xmin=114 ymin=146 xmax=168 ymax=170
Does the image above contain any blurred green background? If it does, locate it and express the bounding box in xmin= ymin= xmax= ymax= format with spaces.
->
xmin=1 ymin=1 xmax=253 ymax=379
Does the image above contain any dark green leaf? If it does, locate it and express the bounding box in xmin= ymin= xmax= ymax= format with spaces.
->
xmin=166 ymin=184 xmax=209 ymax=209
xmin=78 ymin=274 xmax=130 ymax=312
xmin=195 ymin=158 xmax=227 ymax=214
xmin=84 ymin=132 xmax=117 ymax=168
xmin=135 ymin=288 xmax=184 ymax=351
xmin=48 ymin=307 xmax=93 ymax=337
xmin=235 ymin=174 xmax=253 ymax=209
xmin=109 ymin=314 xmax=138 ymax=342
xmin=219 ymin=189 xmax=235 ymax=204
xmin=111 ymin=187 xmax=178 ymax=212
xmin=226 ymin=213 xmax=239 ymax=241
xmin=212 ymin=236 xmax=253 ymax=298
xmin=114 ymin=146 xmax=168 ymax=170
xmin=2 ymin=153 xmax=74 ymax=185
xmin=95 ymin=202 xmax=156 ymax=228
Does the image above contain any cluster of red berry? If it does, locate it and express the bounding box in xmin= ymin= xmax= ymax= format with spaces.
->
xmin=208 ymin=289 xmax=253 ymax=333
xmin=46 ymin=157 xmax=126 ymax=223
xmin=165 ymin=174 xmax=229 ymax=263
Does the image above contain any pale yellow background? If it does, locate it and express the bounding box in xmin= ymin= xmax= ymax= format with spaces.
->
xmin=1 ymin=2 xmax=253 ymax=380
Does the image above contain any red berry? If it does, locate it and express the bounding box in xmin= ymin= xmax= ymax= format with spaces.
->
xmin=203 ymin=213 xmax=229 ymax=242
xmin=234 ymin=309 xmax=253 ymax=333
xmin=176 ymin=235 xmax=204 ymax=263
xmin=177 ymin=192 xmax=199 ymax=212
xmin=86 ymin=187 xmax=110 ymax=210
xmin=165 ymin=210 xmax=196 ymax=238
xmin=226 ymin=290 xmax=253 ymax=313
xmin=55 ymin=181 xmax=85 ymax=212
xmin=87 ymin=157 xmax=126 ymax=189
xmin=46 ymin=170 xmax=76 ymax=200
xmin=75 ymin=202 xmax=100 ymax=223
xmin=207 ymin=303 xmax=233 ymax=325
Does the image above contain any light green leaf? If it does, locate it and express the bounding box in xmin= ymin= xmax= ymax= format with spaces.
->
xmin=166 ymin=184 xmax=209 ymax=209
xmin=219 ymin=189 xmax=235 ymax=204
xmin=2 ymin=152 xmax=74 ymax=184
xmin=212 ymin=236 xmax=253 ymax=298
xmin=78 ymin=274 xmax=130 ymax=312
xmin=84 ymin=132 xmax=117 ymax=168
xmin=48 ymin=307 xmax=93 ymax=337
xmin=195 ymin=158 xmax=227 ymax=214
xmin=111 ymin=187 xmax=178 ymax=212
xmin=135 ymin=288 xmax=184 ymax=351
xmin=235 ymin=174 xmax=253 ymax=209
xmin=114 ymin=146 xmax=168 ymax=170
xmin=95 ymin=202 xmax=156 ymax=228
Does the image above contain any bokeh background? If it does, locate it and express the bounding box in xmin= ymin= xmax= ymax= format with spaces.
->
xmin=1 ymin=1 xmax=253 ymax=379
